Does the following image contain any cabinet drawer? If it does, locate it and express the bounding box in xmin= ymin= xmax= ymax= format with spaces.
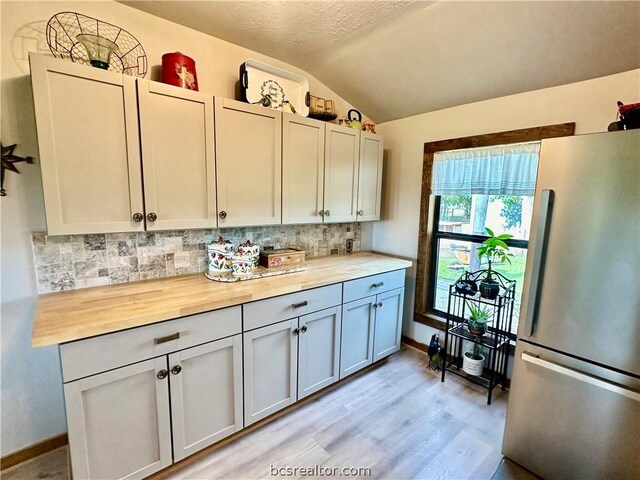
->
xmin=243 ymin=284 xmax=342 ymax=331
xmin=60 ymin=306 xmax=241 ymax=382
xmin=343 ymin=269 xmax=405 ymax=303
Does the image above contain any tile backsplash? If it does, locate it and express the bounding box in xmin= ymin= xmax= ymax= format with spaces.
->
xmin=32 ymin=224 xmax=361 ymax=293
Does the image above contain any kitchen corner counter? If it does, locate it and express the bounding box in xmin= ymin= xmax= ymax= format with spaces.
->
xmin=32 ymin=252 xmax=411 ymax=347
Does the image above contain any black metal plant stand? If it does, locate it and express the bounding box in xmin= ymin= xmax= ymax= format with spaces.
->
xmin=441 ymin=270 xmax=515 ymax=405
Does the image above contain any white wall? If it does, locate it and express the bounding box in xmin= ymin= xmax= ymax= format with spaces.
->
xmin=0 ymin=0 xmax=361 ymax=456
xmin=373 ymin=69 xmax=640 ymax=345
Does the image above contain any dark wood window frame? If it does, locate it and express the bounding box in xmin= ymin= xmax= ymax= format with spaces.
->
xmin=414 ymin=123 xmax=576 ymax=330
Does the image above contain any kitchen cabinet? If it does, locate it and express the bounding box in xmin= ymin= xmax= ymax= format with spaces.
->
xmin=341 ymin=271 xmax=406 ymax=378
xmin=323 ymin=124 xmax=360 ymax=223
xmin=356 ymin=132 xmax=384 ymax=221
xmin=60 ymin=307 xmax=243 ymax=479
xmin=282 ymin=114 xmax=325 ymax=224
xmin=214 ymin=98 xmax=282 ymax=227
xmin=243 ymin=285 xmax=343 ymax=424
xmin=30 ymin=54 xmax=144 ymax=235
xmin=138 ymin=80 xmax=217 ymax=230
xmin=64 ymin=357 xmax=172 ymax=480
xmin=168 ymin=335 xmax=243 ymax=461
xmin=372 ymin=288 xmax=404 ymax=361
xmin=340 ymin=296 xmax=376 ymax=378
xmin=243 ymin=319 xmax=298 ymax=425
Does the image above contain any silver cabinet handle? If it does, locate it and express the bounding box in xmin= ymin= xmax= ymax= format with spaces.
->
xmin=292 ymin=301 xmax=308 ymax=309
xmin=371 ymin=282 xmax=384 ymax=288
xmin=154 ymin=332 xmax=180 ymax=344
xmin=523 ymin=189 xmax=554 ymax=336
xmin=522 ymin=352 xmax=640 ymax=402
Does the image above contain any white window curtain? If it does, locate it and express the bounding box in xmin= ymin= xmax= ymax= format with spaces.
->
xmin=432 ymin=142 xmax=541 ymax=196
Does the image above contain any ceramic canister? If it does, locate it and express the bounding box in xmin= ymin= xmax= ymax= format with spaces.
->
xmin=231 ymin=255 xmax=253 ymax=276
xmin=237 ymin=241 xmax=260 ymax=267
xmin=207 ymin=237 xmax=235 ymax=274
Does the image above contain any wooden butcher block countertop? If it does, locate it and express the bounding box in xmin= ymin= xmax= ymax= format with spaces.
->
xmin=32 ymin=252 xmax=412 ymax=347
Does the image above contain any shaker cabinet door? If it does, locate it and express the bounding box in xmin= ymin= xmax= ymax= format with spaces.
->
xmin=214 ymin=98 xmax=282 ymax=227
xmin=340 ymin=296 xmax=376 ymax=378
xmin=356 ymin=132 xmax=383 ymax=221
xmin=138 ymin=80 xmax=217 ymax=230
xmin=372 ymin=288 xmax=404 ymax=361
xmin=298 ymin=307 xmax=342 ymax=399
xmin=30 ymin=55 xmax=144 ymax=235
xmin=168 ymin=335 xmax=243 ymax=461
xmin=243 ymin=319 xmax=298 ymax=425
xmin=282 ymin=114 xmax=325 ymax=224
xmin=64 ymin=357 xmax=172 ymax=480
xmin=324 ymin=125 xmax=360 ymax=223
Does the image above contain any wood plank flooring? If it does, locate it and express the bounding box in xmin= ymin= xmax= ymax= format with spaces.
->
xmin=2 ymin=346 xmax=526 ymax=480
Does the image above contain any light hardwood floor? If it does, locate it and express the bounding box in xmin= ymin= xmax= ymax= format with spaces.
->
xmin=3 ymin=346 xmax=534 ymax=480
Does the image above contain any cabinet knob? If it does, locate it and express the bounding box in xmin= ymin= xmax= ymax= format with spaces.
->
xmin=147 ymin=212 xmax=157 ymax=222
xmin=325 ymin=210 xmax=330 ymax=217
xmin=219 ymin=211 xmax=227 ymax=219
xmin=157 ymin=369 xmax=168 ymax=380
xmin=171 ymin=365 xmax=182 ymax=375
xmin=300 ymin=325 xmax=308 ymax=333
xmin=319 ymin=210 xmax=325 ymax=217
xmin=372 ymin=302 xmax=383 ymax=309
xmin=132 ymin=213 xmax=144 ymax=222
xmin=358 ymin=210 xmax=364 ymax=216
xmin=292 ymin=328 xmax=299 ymax=336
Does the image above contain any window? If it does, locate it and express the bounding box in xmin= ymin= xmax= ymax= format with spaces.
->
xmin=413 ymin=123 xmax=575 ymax=334
xmin=429 ymin=194 xmax=531 ymax=333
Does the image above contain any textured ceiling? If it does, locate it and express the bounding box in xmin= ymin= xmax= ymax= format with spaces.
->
xmin=122 ymin=1 xmax=640 ymax=123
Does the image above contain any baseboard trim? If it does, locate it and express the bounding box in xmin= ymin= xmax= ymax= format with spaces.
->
xmin=402 ymin=335 xmax=428 ymax=352
xmin=0 ymin=434 xmax=68 ymax=471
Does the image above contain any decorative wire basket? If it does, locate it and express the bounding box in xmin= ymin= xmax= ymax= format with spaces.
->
xmin=46 ymin=12 xmax=147 ymax=78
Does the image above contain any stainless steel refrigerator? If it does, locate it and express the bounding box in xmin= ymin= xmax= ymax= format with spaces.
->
xmin=502 ymin=130 xmax=640 ymax=480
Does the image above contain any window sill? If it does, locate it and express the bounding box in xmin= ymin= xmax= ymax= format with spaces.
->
xmin=414 ymin=311 xmax=447 ymax=330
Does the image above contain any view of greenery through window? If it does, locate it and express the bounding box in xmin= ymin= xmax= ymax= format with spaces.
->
xmin=433 ymin=194 xmax=532 ymax=333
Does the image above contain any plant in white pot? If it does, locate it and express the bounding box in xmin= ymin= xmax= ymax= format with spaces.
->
xmin=477 ymin=228 xmax=513 ymax=300
xmin=463 ymin=342 xmax=485 ymax=376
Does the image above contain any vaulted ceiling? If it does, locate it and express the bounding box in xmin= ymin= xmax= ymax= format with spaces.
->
xmin=122 ymin=1 xmax=640 ymax=123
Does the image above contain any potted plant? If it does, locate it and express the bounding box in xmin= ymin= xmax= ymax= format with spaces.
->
xmin=463 ymin=342 xmax=485 ymax=376
xmin=477 ymin=228 xmax=513 ymax=299
xmin=466 ymin=301 xmax=493 ymax=336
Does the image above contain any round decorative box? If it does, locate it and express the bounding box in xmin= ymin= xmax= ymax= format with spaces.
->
xmin=231 ymin=255 xmax=253 ymax=276
xmin=207 ymin=237 xmax=235 ymax=274
xmin=237 ymin=240 xmax=260 ymax=267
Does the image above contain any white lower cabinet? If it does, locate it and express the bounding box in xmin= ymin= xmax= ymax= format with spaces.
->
xmin=340 ymin=296 xmax=376 ymax=378
xmin=243 ymin=319 xmax=298 ymax=426
xmin=168 ymin=336 xmax=243 ymax=461
xmin=243 ymin=306 xmax=343 ymax=425
xmin=372 ymin=288 xmax=405 ymax=361
xmin=64 ymin=357 xmax=172 ymax=480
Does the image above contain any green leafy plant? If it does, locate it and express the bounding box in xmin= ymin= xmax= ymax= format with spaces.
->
xmin=466 ymin=301 xmax=493 ymax=323
xmin=477 ymin=228 xmax=514 ymax=281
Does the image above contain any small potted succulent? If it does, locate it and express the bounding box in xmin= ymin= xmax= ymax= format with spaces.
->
xmin=466 ymin=301 xmax=493 ymax=336
xmin=477 ymin=228 xmax=513 ymax=299
xmin=463 ymin=342 xmax=485 ymax=376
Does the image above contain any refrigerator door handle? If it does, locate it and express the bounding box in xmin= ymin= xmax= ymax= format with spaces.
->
xmin=523 ymin=189 xmax=554 ymax=336
xmin=522 ymin=352 xmax=640 ymax=402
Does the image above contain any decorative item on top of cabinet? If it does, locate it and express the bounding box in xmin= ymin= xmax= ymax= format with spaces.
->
xmin=239 ymin=59 xmax=310 ymax=116
xmin=356 ymin=131 xmax=384 ymax=221
xmin=161 ymin=52 xmax=198 ymax=91
xmin=46 ymin=12 xmax=147 ymax=77
xmin=324 ymin=124 xmax=360 ymax=223
xmin=30 ymin=54 xmax=145 ymax=235
xmin=138 ymin=80 xmax=216 ymax=230
xmin=347 ymin=109 xmax=363 ymax=130
xmin=214 ymin=98 xmax=282 ymax=227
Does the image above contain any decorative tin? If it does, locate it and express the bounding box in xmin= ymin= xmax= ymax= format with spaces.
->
xmin=259 ymin=248 xmax=306 ymax=269
xmin=162 ymin=52 xmax=198 ymax=91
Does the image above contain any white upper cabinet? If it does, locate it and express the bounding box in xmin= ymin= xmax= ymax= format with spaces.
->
xmin=324 ymin=124 xmax=360 ymax=223
xmin=214 ymin=98 xmax=282 ymax=227
xmin=138 ymin=80 xmax=217 ymax=230
xmin=282 ymin=114 xmax=325 ymax=224
xmin=357 ymin=132 xmax=384 ymax=221
xmin=30 ymin=54 xmax=144 ymax=235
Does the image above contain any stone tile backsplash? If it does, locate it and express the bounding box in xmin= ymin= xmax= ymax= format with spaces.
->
xmin=32 ymin=224 xmax=361 ymax=293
